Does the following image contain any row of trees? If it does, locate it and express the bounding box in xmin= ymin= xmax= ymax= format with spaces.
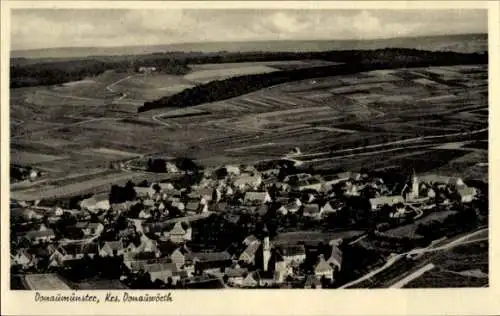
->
xmin=11 ymin=58 xmax=189 ymax=88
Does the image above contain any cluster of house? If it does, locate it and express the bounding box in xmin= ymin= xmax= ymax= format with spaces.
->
xmin=368 ymin=172 xmax=478 ymax=218
xmin=11 ymin=159 xmax=481 ymax=289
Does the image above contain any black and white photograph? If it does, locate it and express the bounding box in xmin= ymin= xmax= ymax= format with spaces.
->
xmin=6 ymin=5 xmax=491 ymax=294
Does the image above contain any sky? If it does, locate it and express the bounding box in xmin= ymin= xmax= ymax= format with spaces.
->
xmin=11 ymin=9 xmax=487 ymax=51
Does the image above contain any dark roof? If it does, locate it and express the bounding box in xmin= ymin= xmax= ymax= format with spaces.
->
xmin=186 ymin=251 xmax=231 ymax=263
xmin=303 ymin=204 xmax=320 ymax=214
xmin=185 ymin=201 xmax=200 ymax=212
xmin=102 ymin=240 xmax=124 ymax=251
xmin=304 ymin=275 xmax=321 ymax=287
xmin=215 ymin=202 xmax=228 ymax=212
xmin=279 ymin=245 xmax=306 ymax=257
xmin=60 ymin=243 xmax=98 ymax=256
xmin=225 ymin=267 xmax=248 ymax=278
xmin=143 ymin=262 xmax=178 ymax=273
xmin=25 ymin=229 xmax=55 ymax=238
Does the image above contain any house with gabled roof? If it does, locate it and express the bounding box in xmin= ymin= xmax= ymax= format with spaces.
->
xmin=302 ymin=203 xmax=321 ymax=219
xmin=319 ymin=202 xmax=336 ymax=217
xmin=419 ymin=174 xmax=465 ymax=187
xmin=239 ymin=240 xmax=262 ymax=265
xmin=12 ymin=248 xmax=37 ymax=268
xmin=144 ymin=262 xmax=179 ymax=283
xmin=74 ymin=222 xmax=104 ymax=237
xmin=233 ymin=173 xmax=263 ymax=190
xmin=457 ymin=186 xmax=478 ymax=203
xmin=314 ymin=255 xmax=334 ymax=281
xmin=304 ymin=275 xmax=322 ymax=289
xmin=242 ymin=235 xmax=258 ymax=246
xmin=24 ymin=229 xmax=56 ymax=244
xmin=241 ymin=271 xmax=259 ymax=288
xmin=225 ymin=267 xmax=248 ymax=286
xmin=278 ymin=245 xmax=306 ymax=266
xmin=170 ymin=247 xmax=190 ymax=268
xmin=369 ymin=195 xmax=405 ymax=211
xmin=134 ymin=186 xmax=155 ymax=198
xmin=186 ymin=251 xmax=232 ymax=272
xmin=49 ymin=243 xmax=99 ymax=267
xmin=99 ymin=240 xmax=124 ymax=257
xmin=166 ymin=222 xmax=191 ymax=244
xmin=327 ymin=245 xmax=343 ymax=271
xmin=79 ymin=197 xmax=110 ymax=213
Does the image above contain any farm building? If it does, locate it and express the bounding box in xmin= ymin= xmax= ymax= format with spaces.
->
xmin=233 ymin=173 xmax=263 ymax=190
xmin=457 ymin=186 xmax=478 ymax=203
xmin=11 ymin=208 xmax=43 ymax=222
xmin=314 ymin=255 xmax=335 ymax=280
xmin=225 ymin=267 xmax=248 ymax=286
xmin=138 ymin=66 xmax=157 ymax=73
xmin=99 ymin=241 xmax=124 ymax=257
xmin=225 ymin=165 xmax=241 ymax=175
xmin=243 ymin=191 xmax=271 ymax=205
xmin=418 ymin=174 xmax=465 ymax=187
xmin=49 ymin=243 xmax=99 ymax=267
xmin=185 ymin=251 xmax=233 ymax=274
xmin=134 ymin=186 xmax=155 ymax=198
xmin=304 ymin=275 xmax=322 ymax=289
xmin=369 ymin=195 xmax=405 ymax=211
xmin=24 ymin=229 xmax=56 ymax=244
xmin=73 ymin=222 xmax=104 ymax=237
xmin=143 ymin=262 xmax=179 ymax=283
xmin=79 ymin=197 xmax=110 ymax=213
xmin=11 ymin=249 xmax=37 ymax=268
xmin=165 ymin=221 xmax=192 ymax=244
xmin=302 ymin=203 xmax=321 ymax=218
xmin=243 ymin=235 xmax=258 ymax=246
xmin=277 ymin=245 xmax=306 ymax=266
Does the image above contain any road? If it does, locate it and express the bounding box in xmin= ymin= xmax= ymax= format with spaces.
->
xmin=405 ymin=204 xmax=424 ymax=220
xmin=389 ymin=263 xmax=436 ymax=288
xmin=288 ymin=127 xmax=488 ymax=162
xmin=339 ymin=228 xmax=488 ymax=289
xmin=105 ymin=75 xmax=135 ymax=93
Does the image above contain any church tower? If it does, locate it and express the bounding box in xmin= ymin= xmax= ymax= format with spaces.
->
xmin=262 ymin=226 xmax=271 ymax=272
xmin=411 ymin=169 xmax=419 ymax=199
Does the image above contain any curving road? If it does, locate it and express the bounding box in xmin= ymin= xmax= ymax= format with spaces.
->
xmin=339 ymin=227 xmax=488 ymax=289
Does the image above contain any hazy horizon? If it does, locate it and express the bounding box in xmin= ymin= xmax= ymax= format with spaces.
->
xmin=11 ymin=32 xmax=488 ymax=52
xmin=11 ymin=9 xmax=487 ymax=51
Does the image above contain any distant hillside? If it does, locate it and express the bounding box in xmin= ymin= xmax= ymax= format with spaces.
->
xmin=139 ymin=48 xmax=488 ymax=113
xmin=11 ymin=33 xmax=487 ymax=59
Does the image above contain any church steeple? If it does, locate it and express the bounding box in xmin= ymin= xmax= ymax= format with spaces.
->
xmin=411 ymin=169 xmax=419 ymax=199
xmin=262 ymin=225 xmax=270 ymax=272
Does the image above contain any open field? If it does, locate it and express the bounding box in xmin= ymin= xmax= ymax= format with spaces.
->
xmin=65 ymin=278 xmax=129 ymax=290
xmin=379 ymin=210 xmax=459 ymax=239
xmin=403 ymin=240 xmax=488 ymax=288
xmin=185 ymin=65 xmax=279 ymax=83
xmin=11 ymin=63 xmax=487 ymax=200
xmin=23 ymin=274 xmax=71 ymax=290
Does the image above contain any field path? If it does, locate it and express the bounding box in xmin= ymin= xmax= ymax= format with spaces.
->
xmin=12 ymin=117 xmax=120 ymax=140
xmin=105 ymin=74 xmax=135 ymax=93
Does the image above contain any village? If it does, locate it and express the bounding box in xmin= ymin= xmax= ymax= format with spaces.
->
xmin=10 ymin=156 xmax=485 ymax=290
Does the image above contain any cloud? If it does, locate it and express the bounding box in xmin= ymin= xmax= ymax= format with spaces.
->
xmin=10 ymin=9 xmax=487 ymax=50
